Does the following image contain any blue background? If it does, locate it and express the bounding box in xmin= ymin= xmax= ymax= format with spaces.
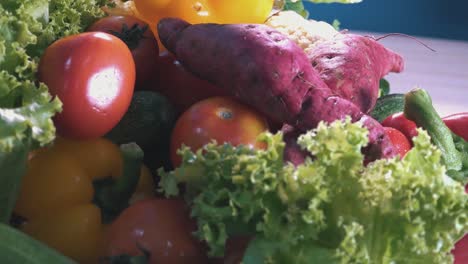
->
xmin=304 ymin=1 xmax=468 ymax=41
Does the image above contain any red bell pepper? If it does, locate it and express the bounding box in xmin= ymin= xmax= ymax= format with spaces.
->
xmin=443 ymin=112 xmax=468 ymax=142
xmin=382 ymin=111 xmax=468 ymax=146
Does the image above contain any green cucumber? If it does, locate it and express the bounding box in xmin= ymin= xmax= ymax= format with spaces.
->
xmin=0 ymin=223 xmax=76 ymax=263
xmin=370 ymin=93 xmax=405 ymax=122
xmin=105 ymin=91 xmax=176 ymax=151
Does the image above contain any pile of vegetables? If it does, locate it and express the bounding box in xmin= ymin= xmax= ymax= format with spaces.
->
xmin=0 ymin=0 xmax=467 ymax=263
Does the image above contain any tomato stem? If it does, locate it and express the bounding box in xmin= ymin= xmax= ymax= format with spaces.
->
xmin=109 ymin=23 xmax=148 ymax=51
xmin=93 ymin=142 xmax=144 ymax=223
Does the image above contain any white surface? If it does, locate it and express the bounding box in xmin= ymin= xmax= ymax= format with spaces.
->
xmin=355 ymin=31 xmax=468 ymax=117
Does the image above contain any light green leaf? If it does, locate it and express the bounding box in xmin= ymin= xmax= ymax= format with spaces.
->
xmin=161 ymin=118 xmax=468 ymax=263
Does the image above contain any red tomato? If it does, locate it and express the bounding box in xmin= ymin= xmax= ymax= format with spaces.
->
xmin=170 ymin=97 xmax=269 ymax=167
xmin=87 ymin=15 xmax=159 ymax=90
xmin=383 ymin=127 xmax=412 ymax=158
xmin=38 ymin=32 xmax=135 ymax=139
xmin=105 ymin=198 xmax=208 ymax=264
xmin=381 ymin=112 xmax=418 ymax=144
xmin=151 ymin=51 xmax=229 ymax=114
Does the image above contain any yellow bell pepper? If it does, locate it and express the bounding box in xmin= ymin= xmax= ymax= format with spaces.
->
xmin=129 ymin=0 xmax=274 ymax=51
xmin=14 ymin=137 xmax=154 ymax=263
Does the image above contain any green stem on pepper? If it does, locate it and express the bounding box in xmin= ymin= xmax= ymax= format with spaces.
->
xmin=108 ymin=23 xmax=148 ymax=51
xmin=404 ymin=88 xmax=468 ymax=183
xmin=93 ymin=142 xmax=144 ymax=223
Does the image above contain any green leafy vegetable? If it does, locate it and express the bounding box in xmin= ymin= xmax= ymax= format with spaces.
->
xmin=281 ymin=0 xmax=309 ymax=18
xmin=280 ymin=0 xmax=362 ymax=18
xmin=309 ymin=0 xmax=362 ymax=3
xmin=0 ymin=0 xmax=106 ymax=223
xmin=160 ymin=118 xmax=468 ymax=263
xmin=0 ymin=222 xmax=76 ymax=263
xmin=379 ymin=78 xmax=390 ymax=97
xmin=404 ymin=88 xmax=468 ymax=184
xmin=331 ymin=19 xmax=341 ymax=30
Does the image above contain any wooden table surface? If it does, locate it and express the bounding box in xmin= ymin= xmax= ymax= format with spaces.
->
xmin=356 ymin=31 xmax=468 ymax=116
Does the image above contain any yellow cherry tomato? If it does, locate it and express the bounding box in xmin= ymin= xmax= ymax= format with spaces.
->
xmin=207 ymin=0 xmax=274 ymax=24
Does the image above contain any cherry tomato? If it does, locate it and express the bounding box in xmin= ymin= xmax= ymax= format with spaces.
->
xmin=383 ymin=127 xmax=412 ymax=158
xmin=104 ymin=198 xmax=208 ymax=264
xmin=87 ymin=15 xmax=159 ymax=90
xmin=170 ymin=97 xmax=269 ymax=167
xmin=381 ymin=112 xmax=418 ymax=144
xmin=208 ymin=0 xmax=274 ymax=24
xmin=443 ymin=112 xmax=468 ymax=141
xmin=151 ymin=51 xmax=229 ymax=113
xmin=38 ymin=32 xmax=135 ymax=140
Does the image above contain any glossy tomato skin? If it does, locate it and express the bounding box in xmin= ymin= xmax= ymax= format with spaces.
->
xmin=87 ymin=15 xmax=159 ymax=90
xmin=381 ymin=112 xmax=418 ymax=144
xmin=170 ymin=97 xmax=269 ymax=167
xmin=38 ymin=32 xmax=135 ymax=140
xmin=105 ymin=198 xmax=208 ymax=264
xmin=383 ymin=127 xmax=412 ymax=158
xmin=152 ymin=51 xmax=229 ymax=114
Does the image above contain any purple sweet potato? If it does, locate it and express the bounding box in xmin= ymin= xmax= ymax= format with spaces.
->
xmin=307 ymin=34 xmax=404 ymax=113
xmin=281 ymin=124 xmax=310 ymax=166
xmin=157 ymin=18 xmax=396 ymax=161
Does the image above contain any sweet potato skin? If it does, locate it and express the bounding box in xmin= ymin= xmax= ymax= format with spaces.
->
xmin=307 ymin=34 xmax=404 ymax=113
xmin=158 ymin=19 xmax=328 ymax=126
xmin=157 ymin=18 xmax=396 ymax=161
xmin=281 ymin=124 xmax=310 ymax=166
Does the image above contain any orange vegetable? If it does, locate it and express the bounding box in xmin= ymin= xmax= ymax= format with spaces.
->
xmin=14 ymin=137 xmax=154 ymax=263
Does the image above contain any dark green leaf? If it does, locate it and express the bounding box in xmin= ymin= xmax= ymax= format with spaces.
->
xmin=0 ymin=141 xmax=30 ymax=223
xmin=242 ymin=236 xmax=282 ymax=264
xmin=379 ymin=78 xmax=390 ymax=97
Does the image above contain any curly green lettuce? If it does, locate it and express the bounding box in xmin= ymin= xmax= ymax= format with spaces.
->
xmin=160 ymin=118 xmax=468 ymax=264
xmin=0 ymin=0 xmax=106 ymax=223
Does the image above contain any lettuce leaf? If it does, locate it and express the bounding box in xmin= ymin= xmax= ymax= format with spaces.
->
xmin=160 ymin=118 xmax=468 ymax=263
xmin=0 ymin=0 xmax=105 ymax=223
